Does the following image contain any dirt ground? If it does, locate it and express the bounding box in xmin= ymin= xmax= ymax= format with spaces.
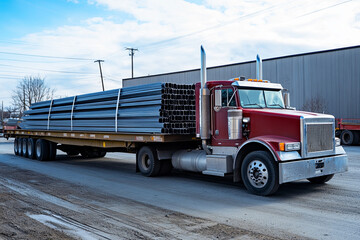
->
xmin=0 ymin=162 xmax=279 ymax=240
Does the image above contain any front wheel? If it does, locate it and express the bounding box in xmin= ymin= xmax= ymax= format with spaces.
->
xmin=137 ymin=146 xmax=161 ymax=177
xmin=241 ymin=151 xmax=279 ymax=196
xmin=307 ymin=174 xmax=334 ymax=184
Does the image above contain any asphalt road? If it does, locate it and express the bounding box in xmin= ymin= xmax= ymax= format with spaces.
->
xmin=0 ymin=138 xmax=359 ymax=240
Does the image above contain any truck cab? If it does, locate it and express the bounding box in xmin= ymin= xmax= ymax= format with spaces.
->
xmin=193 ymin=79 xmax=348 ymax=195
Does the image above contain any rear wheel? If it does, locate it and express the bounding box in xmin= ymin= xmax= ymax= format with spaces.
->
xmin=137 ymin=146 xmax=161 ymax=177
xmin=27 ymin=138 xmax=36 ymax=159
xmin=341 ymin=130 xmax=354 ymax=145
xmin=48 ymin=142 xmax=57 ymax=161
xmin=21 ymin=138 xmax=28 ymax=157
xmin=307 ymin=174 xmax=334 ymax=184
xmin=14 ymin=138 xmax=19 ymax=155
xmin=241 ymin=151 xmax=279 ymax=196
xmin=36 ymin=139 xmax=50 ymax=161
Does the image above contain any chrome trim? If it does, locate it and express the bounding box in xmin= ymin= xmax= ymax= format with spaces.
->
xmin=301 ymin=117 xmax=336 ymax=158
xmin=228 ymin=109 xmax=242 ymax=140
xmin=279 ymin=154 xmax=348 ymax=184
xmin=231 ymin=81 xmax=283 ymax=90
xmin=277 ymin=151 xmax=302 ymax=161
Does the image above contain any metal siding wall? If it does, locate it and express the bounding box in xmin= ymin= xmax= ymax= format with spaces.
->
xmin=123 ymin=47 xmax=360 ymax=118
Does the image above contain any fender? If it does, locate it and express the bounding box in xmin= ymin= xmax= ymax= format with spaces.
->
xmin=233 ymin=136 xmax=296 ymax=182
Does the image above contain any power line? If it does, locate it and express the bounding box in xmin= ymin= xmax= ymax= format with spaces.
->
xmin=297 ymin=0 xmax=353 ymax=18
xmin=0 ymin=63 xmax=98 ymax=75
xmin=0 ymin=50 xmax=95 ymax=61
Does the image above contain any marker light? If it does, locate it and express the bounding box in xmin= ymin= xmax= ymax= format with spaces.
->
xmin=279 ymin=142 xmax=301 ymax=151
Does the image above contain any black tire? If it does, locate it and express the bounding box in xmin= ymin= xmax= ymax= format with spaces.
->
xmin=241 ymin=151 xmax=279 ymax=196
xmin=36 ymin=139 xmax=50 ymax=161
xmin=341 ymin=130 xmax=353 ymax=145
xmin=19 ymin=138 xmax=24 ymax=156
xmin=137 ymin=146 xmax=161 ymax=177
xmin=48 ymin=142 xmax=57 ymax=161
xmin=14 ymin=138 xmax=19 ymax=155
xmin=307 ymin=174 xmax=334 ymax=184
xmin=27 ymin=138 xmax=36 ymax=159
xmin=21 ymin=138 xmax=28 ymax=157
xmin=158 ymin=160 xmax=173 ymax=176
xmin=353 ymin=131 xmax=360 ymax=145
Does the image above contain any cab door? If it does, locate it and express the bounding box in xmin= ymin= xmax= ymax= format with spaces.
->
xmin=212 ymin=88 xmax=238 ymax=146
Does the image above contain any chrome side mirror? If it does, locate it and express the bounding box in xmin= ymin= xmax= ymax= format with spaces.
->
xmin=283 ymin=89 xmax=290 ymax=108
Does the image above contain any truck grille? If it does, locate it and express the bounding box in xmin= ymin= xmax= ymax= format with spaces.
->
xmin=306 ymin=123 xmax=333 ymax=153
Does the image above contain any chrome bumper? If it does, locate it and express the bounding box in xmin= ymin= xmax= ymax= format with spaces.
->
xmin=279 ymin=154 xmax=348 ymax=184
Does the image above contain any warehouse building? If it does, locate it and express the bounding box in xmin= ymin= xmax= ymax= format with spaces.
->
xmin=123 ymin=45 xmax=360 ymax=118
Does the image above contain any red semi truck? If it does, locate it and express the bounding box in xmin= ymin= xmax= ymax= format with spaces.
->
xmin=4 ymin=47 xmax=348 ymax=195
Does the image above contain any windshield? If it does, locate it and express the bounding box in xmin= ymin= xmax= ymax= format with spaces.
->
xmin=238 ymin=89 xmax=285 ymax=109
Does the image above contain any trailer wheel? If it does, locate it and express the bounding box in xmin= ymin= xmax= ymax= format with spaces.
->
xmin=14 ymin=138 xmax=20 ymax=155
xmin=27 ymin=138 xmax=36 ymax=159
xmin=137 ymin=146 xmax=161 ymax=177
xmin=241 ymin=151 xmax=279 ymax=196
xmin=353 ymin=131 xmax=360 ymax=145
xmin=307 ymin=174 xmax=334 ymax=184
xmin=36 ymin=139 xmax=50 ymax=161
xmin=341 ymin=130 xmax=354 ymax=145
xmin=48 ymin=142 xmax=57 ymax=161
xmin=21 ymin=138 xmax=28 ymax=157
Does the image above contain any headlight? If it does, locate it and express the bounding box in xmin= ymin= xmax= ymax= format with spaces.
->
xmin=279 ymin=142 xmax=301 ymax=151
xmin=335 ymin=137 xmax=341 ymax=146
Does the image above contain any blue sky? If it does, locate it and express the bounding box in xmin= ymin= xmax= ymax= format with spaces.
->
xmin=0 ymin=0 xmax=359 ymax=107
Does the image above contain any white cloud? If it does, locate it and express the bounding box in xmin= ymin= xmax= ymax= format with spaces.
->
xmin=1 ymin=0 xmax=359 ymax=106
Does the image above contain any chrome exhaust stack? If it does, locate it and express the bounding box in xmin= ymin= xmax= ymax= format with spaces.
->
xmin=256 ymin=54 xmax=262 ymax=80
xmin=200 ymin=46 xmax=211 ymax=154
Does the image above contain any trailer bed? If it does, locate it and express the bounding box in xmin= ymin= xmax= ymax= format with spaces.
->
xmin=4 ymin=129 xmax=198 ymax=149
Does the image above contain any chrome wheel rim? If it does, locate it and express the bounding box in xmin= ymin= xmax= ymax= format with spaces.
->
xmin=36 ymin=142 xmax=41 ymax=158
xmin=141 ymin=154 xmax=151 ymax=171
xmin=22 ymin=140 xmax=27 ymax=154
xmin=247 ymin=160 xmax=269 ymax=188
xmin=27 ymin=140 xmax=32 ymax=156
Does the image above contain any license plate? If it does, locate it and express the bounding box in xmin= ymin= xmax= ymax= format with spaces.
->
xmin=315 ymin=160 xmax=324 ymax=169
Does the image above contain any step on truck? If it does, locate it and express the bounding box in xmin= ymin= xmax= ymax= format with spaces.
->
xmin=4 ymin=46 xmax=348 ymax=196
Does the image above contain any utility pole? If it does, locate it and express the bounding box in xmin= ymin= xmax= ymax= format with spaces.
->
xmin=125 ymin=48 xmax=138 ymax=78
xmin=94 ymin=60 xmax=105 ymax=91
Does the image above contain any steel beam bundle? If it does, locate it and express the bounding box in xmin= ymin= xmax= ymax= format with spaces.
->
xmin=21 ymin=83 xmax=196 ymax=134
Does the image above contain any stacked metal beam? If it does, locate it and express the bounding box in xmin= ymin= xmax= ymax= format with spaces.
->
xmin=20 ymin=83 xmax=196 ymax=134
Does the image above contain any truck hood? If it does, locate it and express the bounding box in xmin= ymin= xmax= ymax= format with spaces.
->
xmin=242 ymin=109 xmax=334 ymax=142
xmin=244 ymin=109 xmax=334 ymax=119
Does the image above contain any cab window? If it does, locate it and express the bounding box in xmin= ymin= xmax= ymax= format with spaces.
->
xmin=221 ymin=89 xmax=236 ymax=107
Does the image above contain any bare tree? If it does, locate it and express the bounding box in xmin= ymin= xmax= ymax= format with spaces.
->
xmin=12 ymin=76 xmax=55 ymax=116
xmin=302 ymin=97 xmax=327 ymax=114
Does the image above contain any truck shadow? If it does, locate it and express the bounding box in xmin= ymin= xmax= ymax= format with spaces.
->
xmin=17 ymin=152 xmax=332 ymax=198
